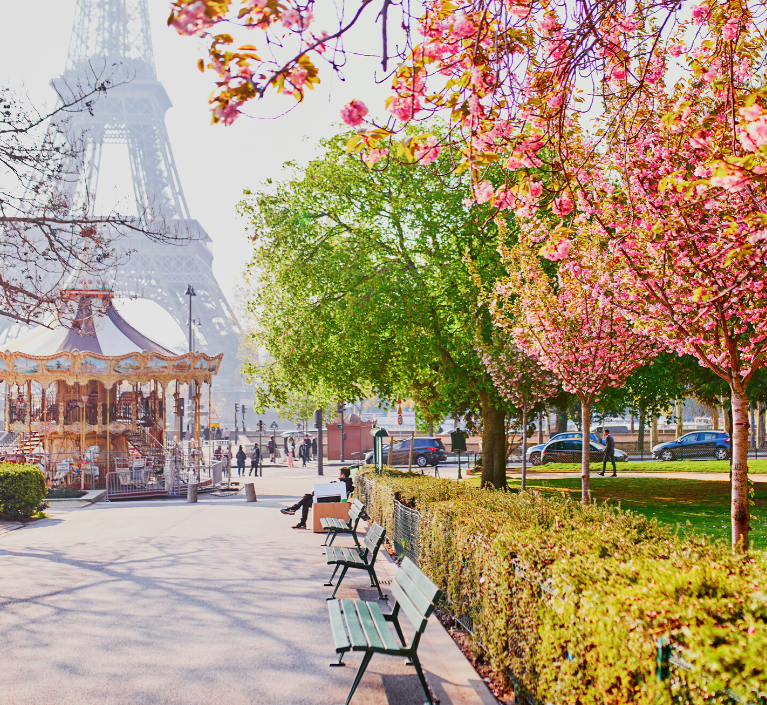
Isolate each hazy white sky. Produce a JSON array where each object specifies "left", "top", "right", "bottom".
[{"left": 1, "top": 1, "right": 394, "bottom": 348}]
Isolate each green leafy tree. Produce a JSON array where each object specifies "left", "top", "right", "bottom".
[{"left": 238, "top": 129, "right": 515, "bottom": 487}]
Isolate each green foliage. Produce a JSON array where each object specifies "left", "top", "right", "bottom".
[
  {"left": 0, "top": 463, "right": 48, "bottom": 520},
  {"left": 357, "top": 470, "right": 767, "bottom": 704},
  {"left": 46, "top": 487, "right": 87, "bottom": 499}
]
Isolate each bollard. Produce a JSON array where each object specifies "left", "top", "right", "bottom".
[
  {"left": 187, "top": 482, "right": 198, "bottom": 503},
  {"left": 245, "top": 483, "right": 257, "bottom": 502}
]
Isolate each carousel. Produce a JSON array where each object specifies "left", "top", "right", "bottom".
[{"left": 0, "top": 274, "right": 223, "bottom": 498}]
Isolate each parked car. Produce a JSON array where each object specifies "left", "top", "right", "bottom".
[
  {"left": 652, "top": 431, "right": 730, "bottom": 461},
  {"left": 526, "top": 432, "right": 602, "bottom": 466},
  {"left": 540, "top": 438, "right": 628, "bottom": 465},
  {"left": 364, "top": 437, "right": 447, "bottom": 468}
]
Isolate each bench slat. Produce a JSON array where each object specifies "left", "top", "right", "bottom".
[
  {"left": 355, "top": 601, "right": 384, "bottom": 651},
  {"left": 328, "top": 599, "right": 351, "bottom": 653},
  {"left": 400, "top": 557, "right": 440, "bottom": 604},
  {"left": 395, "top": 567, "right": 436, "bottom": 618},
  {"left": 340, "top": 599, "right": 368, "bottom": 650},
  {"left": 366, "top": 602, "right": 402, "bottom": 652},
  {"left": 391, "top": 579, "right": 428, "bottom": 634}
]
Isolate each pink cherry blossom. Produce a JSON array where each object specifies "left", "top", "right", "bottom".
[
  {"left": 452, "top": 17, "right": 475, "bottom": 39},
  {"left": 474, "top": 180, "right": 495, "bottom": 203},
  {"left": 340, "top": 100, "right": 368, "bottom": 127},
  {"left": 362, "top": 149, "right": 388, "bottom": 167},
  {"left": 414, "top": 136, "right": 441, "bottom": 165},
  {"left": 171, "top": 1, "right": 214, "bottom": 36}
]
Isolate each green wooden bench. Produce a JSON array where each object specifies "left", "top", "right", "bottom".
[
  {"left": 321, "top": 498, "right": 365, "bottom": 549},
  {"left": 324, "top": 521, "right": 386, "bottom": 601},
  {"left": 327, "top": 556, "right": 441, "bottom": 705}
]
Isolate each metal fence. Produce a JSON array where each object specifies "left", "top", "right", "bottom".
[
  {"left": 105, "top": 463, "right": 215, "bottom": 500},
  {"left": 374, "top": 489, "right": 764, "bottom": 705}
]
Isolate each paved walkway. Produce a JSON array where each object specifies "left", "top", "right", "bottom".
[{"left": 0, "top": 465, "right": 495, "bottom": 705}]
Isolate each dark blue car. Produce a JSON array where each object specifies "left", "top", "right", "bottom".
[{"left": 652, "top": 431, "right": 730, "bottom": 461}]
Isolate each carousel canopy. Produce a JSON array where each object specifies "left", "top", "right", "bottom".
[
  {"left": 0, "top": 277, "right": 223, "bottom": 387},
  {"left": 4, "top": 301, "right": 177, "bottom": 357}
]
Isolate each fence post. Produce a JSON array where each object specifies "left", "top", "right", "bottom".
[{"left": 656, "top": 636, "right": 670, "bottom": 682}]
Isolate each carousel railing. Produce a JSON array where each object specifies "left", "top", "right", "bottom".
[{"left": 105, "top": 461, "right": 215, "bottom": 500}]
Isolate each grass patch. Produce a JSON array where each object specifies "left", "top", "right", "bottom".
[
  {"left": 490, "top": 476, "right": 767, "bottom": 550},
  {"left": 522, "top": 458, "right": 767, "bottom": 473},
  {"left": 46, "top": 488, "right": 87, "bottom": 499}
]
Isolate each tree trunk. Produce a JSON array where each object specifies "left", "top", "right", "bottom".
[
  {"left": 480, "top": 391, "right": 507, "bottom": 489},
  {"left": 676, "top": 399, "right": 684, "bottom": 438},
  {"left": 651, "top": 415, "right": 659, "bottom": 448},
  {"left": 637, "top": 408, "right": 645, "bottom": 454},
  {"left": 750, "top": 404, "right": 756, "bottom": 449},
  {"left": 759, "top": 402, "right": 765, "bottom": 449},
  {"left": 730, "top": 385, "right": 750, "bottom": 550},
  {"left": 630, "top": 414, "right": 635, "bottom": 434},
  {"left": 711, "top": 404, "right": 720, "bottom": 431},
  {"left": 537, "top": 411, "right": 544, "bottom": 444},
  {"left": 521, "top": 407, "right": 528, "bottom": 491},
  {"left": 723, "top": 404, "right": 733, "bottom": 437},
  {"left": 581, "top": 399, "right": 591, "bottom": 503},
  {"left": 428, "top": 422, "right": 434, "bottom": 436},
  {"left": 555, "top": 405, "right": 568, "bottom": 433}
]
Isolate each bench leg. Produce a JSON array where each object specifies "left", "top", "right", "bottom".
[
  {"left": 329, "top": 651, "right": 346, "bottom": 667},
  {"left": 328, "top": 565, "right": 349, "bottom": 600},
  {"left": 410, "top": 654, "right": 435, "bottom": 705},
  {"left": 343, "top": 651, "right": 373, "bottom": 705},
  {"left": 386, "top": 610, "right": 407, "bottom": 648},
  {"left": 324, "top": 563, "right": 341, "bottom": 587},
  {"left": 369, "top": 569, "right": 387, "bottom": 600},
  {"left": 322, "top": 529, "right": 332, "bottom": 547},
  {"left": 326, "top": 530, "right": 339, "bottom": 548}
]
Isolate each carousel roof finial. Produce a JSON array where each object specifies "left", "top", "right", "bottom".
[{"left": 60, "top": 271, "right": 114, "bottom": 299}]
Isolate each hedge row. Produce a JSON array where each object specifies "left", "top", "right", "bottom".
[
  {"left": 356, "top": 466, "right": 767, "bottom": 705},
  {"left": 0, "top": 463, "right": 48, "bottom": 520}
]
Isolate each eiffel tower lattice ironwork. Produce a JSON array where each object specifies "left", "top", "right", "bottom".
[{"left": 55, "top": 0, "right": 242, "bottom": 385}]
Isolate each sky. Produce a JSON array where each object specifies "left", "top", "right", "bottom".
[{"left": 0, "top": 1, "right": 395, "bottom": 350}]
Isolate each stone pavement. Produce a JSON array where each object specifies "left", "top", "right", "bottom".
[{"left": 0, "top": 465, "right": 495, "bottom": 705}]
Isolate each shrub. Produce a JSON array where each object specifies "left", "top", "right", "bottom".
[
  {"left": 0, "top": 463, "right": 48, "bottom": 520},
  {"left": 359, "top": 471, "right": 767, "bottom": 704}
]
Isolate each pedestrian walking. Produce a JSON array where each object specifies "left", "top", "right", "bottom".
[
  {"left": 250, "top": 443, "right": 261, "bottom": 476},
  {"left": 300, "top": 436, "right": 311, "bottom": 467},
  {"left": 311, "top": 437, "right": 317, "bottom": 460},
  {"left": 599, "top": 429, "right": 617, "bottom": 477},
  {"left": 267, "top": 435, "right": 277, "bottom": 463},
  {"left": 235, "top": 445, "right": 247, "bottom": 476},
  {"left": 214, "top": 445, "right": 222, "bottom": 460},
  {"left": 222, "top": 447, "right": 231, "bottom": 480},
  {"left": 287, "top": 437, "right": 295, "bottom": 467}
]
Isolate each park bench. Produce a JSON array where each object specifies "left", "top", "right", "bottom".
[
  {"left": 325, "top": 521, "right": 386, "bottom": 600},
  {"left": 320, "top": 498, "right": 365, "bottom": 550},
  {"left": 327, "top": 556, "right": 441, "bottom": 705}
]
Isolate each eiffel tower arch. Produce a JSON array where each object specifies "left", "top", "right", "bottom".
[{"left": 53, "top": 0, "right": 244, "bottom": 395}]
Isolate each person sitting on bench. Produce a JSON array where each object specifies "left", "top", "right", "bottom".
[{"left": 281, "top": 467, "right": 354, "bottom": 530}]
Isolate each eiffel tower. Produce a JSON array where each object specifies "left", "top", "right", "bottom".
[{"left": 51, "top": 0, "right": 243, "bottom": 393}]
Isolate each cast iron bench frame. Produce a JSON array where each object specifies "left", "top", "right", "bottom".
[
  {"left": 321, "top": 498, "right": 365, "bottom": 550},
  {"left": 327, "top": 556, "right": 441, "bottom": 705},
  {"left": 325, "top": 521, "right": 386, "bottom": 601}
]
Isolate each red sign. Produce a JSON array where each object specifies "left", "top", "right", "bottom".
[{"left": 397, "top": 414, "right": 403, "bottom": 425}]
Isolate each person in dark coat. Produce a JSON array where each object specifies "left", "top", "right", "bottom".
[
  {"left": 250, "top": 444, "right": 261, "bottom": 476},
  {"left": 235, "top": 445, "right": 247, "bottom": 476},
  {"left": 599, "top": 429, "right": 617, "bottom": 477},
  {"left": 280, "top": 467, "right": 353, "bottom": 529},
  {"left": 267, "top": 435, "right": 277, "bottom": 463},
  {"left": 311, "top": 437, "right": 317, "bottom": 460},
  {"left": 299, "top": 436, "right": 311, "bottom": 467}
]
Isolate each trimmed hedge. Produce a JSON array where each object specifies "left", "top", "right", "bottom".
[
  {"left": 0, "top": 463, "right": 48, "bottom": 520},
  {"left": 356, "top": 466, "right": 767, "bottom": 704}
]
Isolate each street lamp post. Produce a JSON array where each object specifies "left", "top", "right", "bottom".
[{"left": 185, "top": 284, "right": 196, "bottom": 352}]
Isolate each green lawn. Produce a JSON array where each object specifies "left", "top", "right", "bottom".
[
  {"left": 522, "top": 459, "right": 767, "bottom": 473},
  {"left": 497, "top": 476, "right": 767, "bottom": 550}
]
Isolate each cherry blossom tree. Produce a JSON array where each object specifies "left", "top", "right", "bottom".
[
  {"left": 491, "top": 226, "right": 657, "bottom": 501},
  {"left": 480, "top": 335, "right": 559, "bottom": 489}
]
